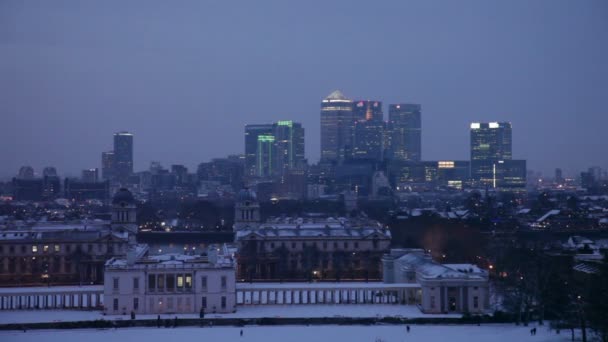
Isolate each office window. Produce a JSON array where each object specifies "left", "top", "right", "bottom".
[
  {"left": 113, "top": 298, "right": 119, "bottom": 311},
  {"left": 473, "top": 296, "right": 479, "bottom": 309},
  {"left": 113, "top": 277, "right": 119, "bottom": 290},
  {"left": 221, "top": 296, "right": 226, "bottom": 309},
  {"left": 133, "top": 298, "right": 139, "bottom": 310},
  {"left": 201, "top": 276, "right": 207, "bottom": 290},
  {"left": 221, "top": 276, "right": 227, "bottom": 289},
  {"left": 201, "top": 296, "right": 207, "bottom": 309},
  {"left": 133, "top": 277, "right": 139, "bottom": 290}
]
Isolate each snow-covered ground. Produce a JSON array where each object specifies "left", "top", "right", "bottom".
[
  {"left": 0, "top": 324, "right": 570, "bottom": 342},
  {"left": 0, "top": 305, "right": 460, "bottom": 324}
]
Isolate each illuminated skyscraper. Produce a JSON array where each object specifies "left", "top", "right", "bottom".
[
  {"left": 245, "top": 124, "right": 274, "bottom": 177},
  {"left": 274, "top": 120, "right": 305, "bottom": 175},
  {"left": 113, "top": 132, "right": 133, "bottom": 183},
  {"left": 352, "top": 100, "right": 384, "bottom": 161},
  {"left": 256, "top": 134, "right": 275, "bottom": 177},
  {"left": 388, "top": 104, "right": 421, "bottom": 161},
  {"left": 320, "top": 90, "right": 354, "bottom": 163},
  {"left": 470, "top": 122, "right": 512, "bottom": 185}
]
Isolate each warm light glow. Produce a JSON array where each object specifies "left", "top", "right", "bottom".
[
  {"left": 470, "top": 123, "right": 480, "bottom": 129},
  {"left": 489, "top": 122, "right": 499, "bottom": 128}
]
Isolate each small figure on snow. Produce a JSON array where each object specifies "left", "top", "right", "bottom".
[
  {"left": 406, "top": 325, "right": 410, "bottom": 333},
  {"left": 240, "top": 329, "right": 243, "bottom": 337}
]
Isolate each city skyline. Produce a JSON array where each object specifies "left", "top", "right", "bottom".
[{"left": 2, "top": 0, "right": 607, "bottom": 177}]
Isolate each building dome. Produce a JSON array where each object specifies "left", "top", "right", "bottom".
[
  {"left": 237, "top": 188, "right": 257, "bottom": 202},
  {"left": 112, "top": 188, "right": 135, "bottom": 206}
]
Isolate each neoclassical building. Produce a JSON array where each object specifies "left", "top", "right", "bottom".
[
  {"left": 104, "top": 244, "right": 236, "bottom": 315},
  {"left": 382, "top": 249, "right": 489, "bottom": 314},
  {"left": 0, "top": 188, "right": 140, "bottom": 286},
  {"left": 233, "top": 189, "right": 392, "bottom": 281}
]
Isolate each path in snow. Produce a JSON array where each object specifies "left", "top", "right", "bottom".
[
  {"left": 0, "top": 305, "right": 460, "bottom": 324},
  {"left": 0, "top": 324, "right": 571, "bottom": 342}
]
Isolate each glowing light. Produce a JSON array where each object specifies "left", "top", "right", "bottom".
[
  {"left": 489, "top": 122, "right": 499, "bottom": 128},
  {"left": 470, "top": 123, "right": 480, "bottom": 129},
  {"left": 277, "top": 120, "right": 293, "bottom": 127}
]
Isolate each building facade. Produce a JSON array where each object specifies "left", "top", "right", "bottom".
[
  {"left": 321, "top": 90, "right": 354, "bottom": 163},
  {"left": 233, "top": 189, "right": 391, "bottom": 281},
  {"left": 113, "top": 132, "right": 134, "bottom": 184},
  {"left": 382, "top": 249, "right": 489, "bottom": 314},
  {"left": 388, "top": 104, "right": 421, "bottom": 162},
  {"left": 352, "top": 100, "right": 384, "bottom": 161},
  {"left": 104, "top": 245, "right": 236, "bottom": 315},
  {"left": 470, "top": 122, "right": 512, "bottom": 185}
]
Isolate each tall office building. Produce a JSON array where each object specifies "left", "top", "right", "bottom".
[
  {"left": 245, "top": 121, "right": 305, "bottom": 178},
  {"left": 101, "top": 151, "right": 115, "bottom": 181},
  {"left": 470, "top": 122, "right": 512, "bottom": 185},
  {"left": 388, "top": 104, "right": 422, "bottom": 161},
  {"left": 273, "top": 120, "right": 305, "bottom": 175},
  {"left": 82, "top": 168, "right": 99, "bottom": 183},
  {"left": 352, "top": 100, "right": 384, "bottom": 161},
  {"left": 113, "top": 132, "right": 134, "bottom": 183},
  {"left": 256, "top": 134, "right": 275, "bottom": 177},
  {"left": 320, "top": 90, "right": 354, "bottom": 163},
  {"left": 245, "top": 124, "right": 274, "bottom": 177}
]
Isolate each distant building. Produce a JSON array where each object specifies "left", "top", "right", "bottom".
[
  {"left": 388, "top": 104, "right": 421, "bottom": 161},
  {"left": 113, "top": 132, "right": 134, "bottom": 183},
  {"left": 233, "top": 189, "right": 391, "bottom": 280},
  {"left": 352, "top": 101, "right": 384, "bottom": 161},
  {"left": 64, "top": 178, "right": 110, "bottom": 202},
  {"left": 245, "top": 124, "right": 274, "bottom": 177},
  {"left": 104, "top": 245, "right": 236, "bottom": 315},
  {"left": 82, "top": 168, "right": 99, "bottom": 183},
  {"left": 383, "top": 249, "right": 489, "bottom": 314},
  {"left": 17, "top": 166, "right": 34, "bottom": 180},
  {"left": 321, "top": 90, "right": 354, "bottom": 163},
  {"left": 273, "top": 120, "right": 305, "bottom": 176},
  {"left": 470, "top": 122, "right": 512, "bottom": 185},
  {"left": 0, "top": 189, "right": 140, "bottom": 286},
  {"left": 101, "top": 151, "right": 115, "bottom": 181}
]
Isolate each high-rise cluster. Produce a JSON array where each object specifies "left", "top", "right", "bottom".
[{"left": 320, "top": 90, "right": 422, "bottom": 164}]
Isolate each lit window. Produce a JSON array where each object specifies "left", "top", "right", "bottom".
[
  {"left": 54, "top": 245, "right": 60, "bottom": 252},
  {"left": 43, "top": 245, "right": 49, "bottom": 253},
  {"left": 32, "top": 246, "right": 38, "bottom": 253}
]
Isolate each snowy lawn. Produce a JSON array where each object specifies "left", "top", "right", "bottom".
[
  {"left": 0, "top": 324, "right": 570, "bottom": 342},
  {"left": 0, "top": 305, "right": 460, "bottom": 324}
]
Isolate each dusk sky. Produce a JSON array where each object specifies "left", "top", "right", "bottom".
[{"left": 1, "top": 0, "right": 607, "bottom": 178}]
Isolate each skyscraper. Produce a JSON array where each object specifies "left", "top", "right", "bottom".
[
  {"left": 470, "top": 122, "right": 512, "bottom": 185},
  {"left": 273, "top": 120, "right": 305, "bottom": 175},
  {"left": 245, "top": 124, "right": 274, "bottom": 177},
  {"left": 388, "top": 104, "right": 422, "bottom": 161},
  {"left": 320, "top": 90, "right": 354, "bottom": 163},
  {"left": 256, "top": 134, "right": 275, "bottom": 177},
  {"left": 352, "top": 100, "right": 384, "bottom": 161},
  {"left": 101, "top": 151, "right": 115, "bottom": 181},
  {"left": 113, "top": 132, "right": 134, "bottom": 183}
]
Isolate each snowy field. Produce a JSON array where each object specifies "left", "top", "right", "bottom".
[
  {"left": 0, "top": 324, "right": 570, "bottom": 342},
  {"left": 0, "top": 305, "right": 460, "bottom": 324}
]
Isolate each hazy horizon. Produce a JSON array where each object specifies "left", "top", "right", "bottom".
[{"left": 2, "top": 0, "right": 607, "bottom": 179}]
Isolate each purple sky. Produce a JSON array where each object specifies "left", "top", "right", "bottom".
[{"left": 1, "top": 0, "right": 607, "bottom": 178}]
